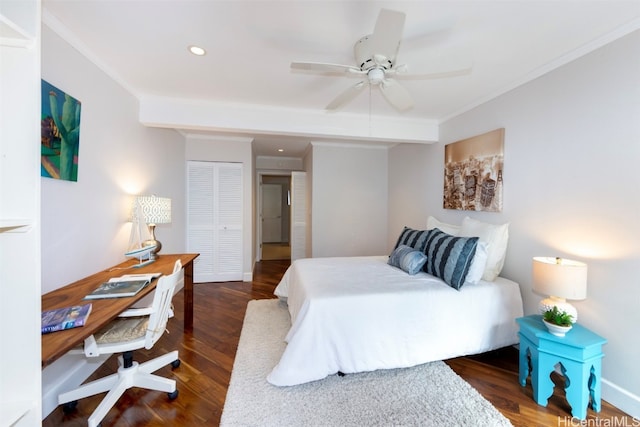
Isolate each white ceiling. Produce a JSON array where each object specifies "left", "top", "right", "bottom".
[{"left": 41, "top": 0, "right": 640, "bottom": 157}]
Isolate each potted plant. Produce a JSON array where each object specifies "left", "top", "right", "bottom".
[{"left": 542, "top": 306, "right": 574, "bottom": 337}]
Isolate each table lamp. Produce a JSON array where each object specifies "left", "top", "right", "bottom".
[
  {"left": 532, "top": 256, "right": 587, "bottom": 322},
  {"left": 135, "top": 195, "right": 171, "bottom": 261}
]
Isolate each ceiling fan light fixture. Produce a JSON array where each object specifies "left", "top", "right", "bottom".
[
  {"left": 188, "top": 45, "right": 206, "bottom": 56},
  {"left": 368, "top": 68, "right": 385, "bottom": 85}
]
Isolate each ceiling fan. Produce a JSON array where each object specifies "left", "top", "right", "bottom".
[{"left": 291, "top": 9, "right": 471, "bottom": 112}]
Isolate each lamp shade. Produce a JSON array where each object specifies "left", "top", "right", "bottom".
[
  {"left": 135, "top": 195, "right": 171, "bottom": 225},
  {"left": 532, "top": 256, "right": 587, "bottom": 300}
]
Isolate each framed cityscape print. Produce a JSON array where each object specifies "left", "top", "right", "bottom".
[{"left": 443, "top": 128, "right": 504, "bottom": 212}]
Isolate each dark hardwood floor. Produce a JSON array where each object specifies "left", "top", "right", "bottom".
[{"left": 44, "top": 260, "right": 633, "bottom": 426}]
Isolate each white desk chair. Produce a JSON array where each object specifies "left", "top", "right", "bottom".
[{"left": 58, "top": 260, "right": 183, "bottom": 427}]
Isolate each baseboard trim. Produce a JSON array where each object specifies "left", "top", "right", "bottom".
[{"left": 602, "top": 378, "right": 640, "bottom": 419}]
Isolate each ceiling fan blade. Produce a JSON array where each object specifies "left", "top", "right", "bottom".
[
  {"left": 291, "top": 61, "right": 362, "bottom": 74},
  {"left": 379, "top": 78, "right": 413, "bottom": 112},
  {"left": 326, "top": 81, "right": 367, "bottom": 110},
  {"left": 368, "top": 9, "right": 406, "bottom": 62},
  {"left": 392, "top": 65, "right": 472, "bottom": 80}
]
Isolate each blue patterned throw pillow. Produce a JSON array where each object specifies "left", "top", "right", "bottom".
[
  {"left": 423, "top": 228, "right": 479, "bottom": 290},
  {"left": 393, "top": 227, "right": 430, "bottom": 252},
  {"left": 388, "top": 245, "right": 428, "bottom": 275}
]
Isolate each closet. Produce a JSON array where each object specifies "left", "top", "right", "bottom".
[{"left": 187, "top": 161, "right": 243, "bottom": 282}]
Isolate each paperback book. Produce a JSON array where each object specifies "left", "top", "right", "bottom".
[
  {"left": 42, "top": 303, "right": 93, "bottom": 334},
  {"left": 84, "top": 273, "right": 161, "bottom": 300}
]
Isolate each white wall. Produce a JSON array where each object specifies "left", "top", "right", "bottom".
[
  {"left": 185, "top": 134, "right": 254, "bottom": 281},
  {"left": 41, "top": 25, "right": 186, "bottom": 293},
  {"left": 255, "top": 155, "right": 303, "bottom": 171},
  {"left": 388, "top": 143, "right": 431, "bottom": 248},
  {"left": 389, "top": 30, "right": 640, "bottom": 417},
  {"left": 311, "top": 142, "right": 388, "bottom": 257}
]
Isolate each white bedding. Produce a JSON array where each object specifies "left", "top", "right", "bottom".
[{"left": 268, "top": 256, "right": 524, "bottom": 386}]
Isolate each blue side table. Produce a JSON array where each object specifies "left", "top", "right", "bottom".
[{"left": 516, "top": 315, "right": 607, "bottom": 420}]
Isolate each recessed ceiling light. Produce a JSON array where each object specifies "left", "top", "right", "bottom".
[
  {"left": 188, "top": 45, "right": 206, "bottom": 56},
  {"left": 278, "top": 149, "right": 284, "bottom": 152}
]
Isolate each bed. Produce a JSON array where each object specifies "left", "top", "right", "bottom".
[{"left": 267, "top": 219, "right": 524, "bottom": 386}]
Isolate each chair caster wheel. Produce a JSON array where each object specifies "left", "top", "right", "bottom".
[
  {"left": 171, "top": 359, "right": 181, "bottom": 369},
  {"left": 62, "top": 400, "right": 78, "bottom": 414},
  {"left": 168, "top": 389, "right": 179, "bottom": 400}
]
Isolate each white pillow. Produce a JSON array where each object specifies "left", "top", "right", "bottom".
[
  {"left": 426, "top": 216, "right": 460, "bottom": 236},
  {"left": 464, "top": 241, "right": 488, "bottom": 285},
  {"left": 459, "top": 217, "right": 509, "bottom": 281}
]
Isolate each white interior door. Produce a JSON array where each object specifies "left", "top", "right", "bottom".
[
  {"left": 262, "top": 184, "right": 282, "bottom": 243},
  {"left": 216, "top": 164, "right": 243, "bottom": 280}
]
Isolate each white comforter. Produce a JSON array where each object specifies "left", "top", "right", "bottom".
[{"left": 267, "top": 256, "right": 523, "bottom": 386}]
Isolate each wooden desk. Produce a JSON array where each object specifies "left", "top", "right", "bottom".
[{"left": 41, "top": 253, "right": 199, "bottom": 367}]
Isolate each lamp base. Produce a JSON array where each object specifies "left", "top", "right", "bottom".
[
  {"left": 142, "top": 239, "right": 161, "bottom": 260},
  {"left": 143, "top": 223, "right": 162, "bottom": 261},
  {"left": 538, "top": 296, "right": 578, "bottom": 322}
]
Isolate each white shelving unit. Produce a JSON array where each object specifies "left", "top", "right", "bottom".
[
  {"left": 1, "top": 13, "right": 35, "bottom": 47},
  {"left": 0, "top": 220, "right": 32, "bottom": 233},
  {"left": 0, "top": 0, "right": 42, "bottom": 425}
]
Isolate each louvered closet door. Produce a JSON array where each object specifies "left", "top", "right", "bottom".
[
  {"left": 187, "top": 161, "right": 243, "bottom": 283},
  {"left": 216, "top": 164, "right": 243, "bottom": 280}
]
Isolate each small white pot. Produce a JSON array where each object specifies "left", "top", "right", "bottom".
[{"left": 543, "top": 319, "right": 572, "bottom": 337}]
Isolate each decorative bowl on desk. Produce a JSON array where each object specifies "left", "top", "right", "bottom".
[{"left": 543, "top": 319, "right": 572, "bottom": 337}]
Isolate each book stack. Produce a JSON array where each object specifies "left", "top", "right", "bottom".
[{"left": 84, "top": 272, "right": 162, "bottom": 300}]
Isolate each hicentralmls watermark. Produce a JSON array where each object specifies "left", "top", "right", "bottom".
[{"left": 557, "top": 416, "right": 640, "bottom": 427}]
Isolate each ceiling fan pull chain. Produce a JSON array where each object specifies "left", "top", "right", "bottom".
[{"left": 369, "top": 84, "right": 372, "bottom": 136}]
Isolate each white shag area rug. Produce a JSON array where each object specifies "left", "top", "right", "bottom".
[{"left": 221, "top": 299, "right": 513, "bottom": 427}]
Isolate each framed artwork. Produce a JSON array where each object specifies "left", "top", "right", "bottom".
[
  {"left": 41, "top": 80, "right": 81, "bottom": 181},
  {"left": 443, "top": 128, "right": 504, "bottom": 212}
]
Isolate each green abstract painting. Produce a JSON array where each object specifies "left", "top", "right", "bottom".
[{"left": 41, "top": 80, "right": 81, "bottom": 181}]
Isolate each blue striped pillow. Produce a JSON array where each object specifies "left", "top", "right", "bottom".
[
  {"left": 393, "top": 227, "right": 430, "bottom": 252},
  {"left": 423, "top": 228, "right": 479, "bottom": 290}
]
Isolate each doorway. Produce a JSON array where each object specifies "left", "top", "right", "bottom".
[{"left": 260, "top": 175, "right": 291, "bottom": 260}]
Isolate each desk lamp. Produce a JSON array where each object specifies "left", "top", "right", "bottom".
[
  {"left": 135, "top": 195, "right": 171, "bottom": 261},
  {"left": 532, "top": 256, "right": 587, "bottom": 322}
]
